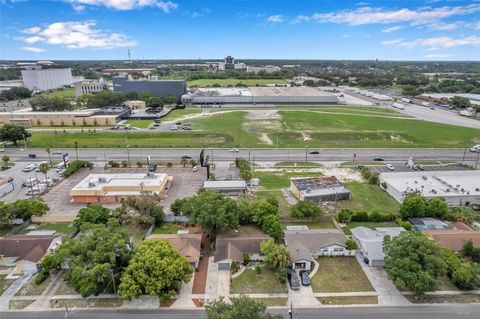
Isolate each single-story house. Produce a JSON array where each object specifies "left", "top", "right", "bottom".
[
  {"left": 423, "top": 230, "right": 480, "bottom": 251},
  {"left": 214, "top": 233, "right": 270, "bottom": 270},
  {"left": 146, "top": 233, "right": 202, "bottom": 269},
  {"left": 0, "top": 235, "right": 61, "bottom": 274},
  {"left": 351, "top": 226, "right": 405, "bottom": 267},
  {"left": 408, "top": 217, "right": 451, "bottom": 231},
  {"left": 203, "top": 180, "right": 247, "bottom": 195},
  {"left": 284, "top": 229, "right": 353, "bottom": 271}
]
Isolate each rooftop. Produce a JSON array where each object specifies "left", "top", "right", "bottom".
[
  {"left": 203, "top": 180, "right": 247, "bottom": 190},
  {"left": 0, "top": 235, "right": 60, "bottom": 263},
  {"left": 70, "top": 173, "right": 168, "bottom": 192},
  {"left": 284, "top": 229, "right": 347, "bottom": 262},
  {"left": 423, "top": 230, "right": 480, "bottom": 251},
  {"left": 146, "top": 233, "right": 202, "bottom": 265},
  {"left": 214, "top": 233, "right": 270, "bottom": 263}
]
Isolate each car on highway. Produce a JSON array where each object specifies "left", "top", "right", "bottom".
[
  {"left": 52, "top": 151, "right": 63, "bottom": 155},
  {"left": 430, "top": 106, "right": 435, "bottom": 110},
  {"left": 309, "top": 151, "right": 320, "bottom": 155},
  {"left": 470, "top": 145, "right": 480, "bottom": 153},
  {"left": 181, "top": 155, "right": 192, "bottom": 160},
  {"left": 229, "top": 149, "right": 240, "bottom": 153},
  {"left": 22, "top": 164, "right": 36, "bottom": 172},
  {"left": 287, "top": 269, "right": 300, "bottom": 291},
  {"left": 300, "top": 270, "right": 311, "bottom": 286},
  {"left": 385, "top": 164, "right": 395, "bottom": 171},
  {"left": 414, "top": 164, "right": 425, "bottom": 171},
  {"left": 373, "top": 157, "right": 384, "bottom": 161},
  {"left": 28, "top": 153, "right": 37, "bottom": 158},
  {"left": 183, "top": 126, "right": 192, "bottom": 130}
]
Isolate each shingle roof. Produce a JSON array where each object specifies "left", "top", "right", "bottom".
[
  {"left": 284, "top": 229, "right": 347, "bottom": 262},
  {"left": 0, "top": 235, "right": 60, "bottom": 263},
  {"left": 423, "top": 230, "right": 480, "bottom": 251},
  {"left": 214, "top": 233, "right": 270, "bottom": 263},
  {"left": 146, "top": 234, "right": 202, "bottom": 264}
]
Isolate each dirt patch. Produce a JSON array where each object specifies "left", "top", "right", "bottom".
[
  {"left": 258, "top": 133, "right": 273, "bottom": 145},
  {"left": 301, "top": 131, "right": 312, "bottom": 141},
  {"left": 242, "top": 119, "right": 283, "bottom": 133},
  {"left": 245, "top": 109, "right": 280, "bottom": 120}
]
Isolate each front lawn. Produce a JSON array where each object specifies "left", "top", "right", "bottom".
[
  {"left": 342, "top": 222, "right": 398, "bottom": 235},
  {"left": 231, "top": 264, "right": 287, "bottom": 294},
  {"left": 254, "top": 170, "right": 323, "bottom": 190},
  {"left": 16, "top": 274, "right": 54, "bottom": 296},
  {"left": 318, "top": 296, "right": 378, "bottom": 305},
  {"left": 311, "top": 257, "right": 374, "bottom": 293},
  {"left": 334, "top": 181, "right": 400, "bottom": 214}
]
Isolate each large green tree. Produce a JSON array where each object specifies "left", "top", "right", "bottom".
[
  {"left": 427, "top": 198, "right": 449, "bottom": 219},
  {"left": 118, "top": 240, "right": 193, "bottom": 301},
  {"left": 384, "top": 232, "right": 447, "bottom": 298},
  {"left": 399, "top": 193, "right": 427, "bottom": 219},
  {"left": 205, "top": 296, "right": 282, "bottom": 319},
  {"left": 13, "top": 198, "right": 49, "bottom": 220},
  {"left": 73, "top": 204, "right": 112, "bottom": 229},
  {"left": 0, "top": 124, "right": 31, "bottom": 145},
  {"left": 290, "top": 201, "right": 323, "bottom": 218},
  {"left": 260, "top": 239, "right": 291, "bottom": 270}
]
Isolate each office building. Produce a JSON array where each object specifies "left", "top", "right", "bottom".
[
  {"left": 113, "top": 75, "right": 186, "bottom": 100},
  {"left": 75, "top": 79, "right": 109, "bottom": 96},
  {"left": 21, "top": 66, "right": 73, "bottom": 91}
]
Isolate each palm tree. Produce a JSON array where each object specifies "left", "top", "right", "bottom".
[
  {"left": 45, "top": 147, "right": 52, "bottom": 166},
  {"left": 180, "top": 158, "right": 188, "bottom": 168},
  {"left": 74, "top": 141, "right": 79, "bottom": 160},
  {"left": 39, "top": 163, "right": 50, "bottom": 191}
]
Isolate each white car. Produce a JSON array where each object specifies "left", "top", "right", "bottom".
[
  {"left": 470, "top": 145, "right": 480, "bottom": 153},
  {"left": 170, "top": 125, "right": 178, "bottom": 131},
  {"left": 229, "top": 149, "right": 240, "bottom": 153},
  {"left": 52, "top": 151, "right": 63, "bottom": 155},
  {"left": 22, "top": 164, "right": 36, "bottom": 172},
  {"left": 386, "top": 164, "right": 395, "bottom": 171}
]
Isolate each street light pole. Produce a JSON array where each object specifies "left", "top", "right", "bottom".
[
  {"left": 21, "top": 134, "right": 27, "bottom": 150},
  {"left": 288, "top": 302, "right": 293, "bottom": 319},
  {"left": 305, "top": 145, "right": 308, "bottom": 163},
  {"left": 125, "top": 135, "right": 130, "bottom": 167}
]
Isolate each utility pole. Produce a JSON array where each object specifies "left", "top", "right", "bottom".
[
  {"left": 248, "top": 147, "right": 251, "bottom": 163},
  {"left": 125, "top": 135, "right": 130, "bottom": 167},
  {"left": 104, "top": 153, "right": 107, "bottom": 169},
  {"left": 288, "top": 302, "right": 293, "bottom": 319},
  {"left": 21, "top": 134, "right": 27, "bottom": 149},
  {"left": 476, "top": 152, "right": 480, "bottom": 170},
  {"left": 305, "top": 145, "right": 308, "bottom": 163},
  {"left": 74, "top": 141, "right": 79, "bottom": 161},
  {"left": 461, "top": 148, "right": 467, "bottom": 165}
]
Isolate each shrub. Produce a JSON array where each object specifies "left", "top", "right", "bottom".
[
  {"left": 290, "top": 201, "right": 323, "bottom": 218},
  {"left": 108, "top": 160, "right": 120, "bottom": 168},
  {"left": 255, "top": 265, "right": 262, "bottom": 275},
  {"left": 361, "top": 167, "right": 371, "bottom": 180},
  {"left": 63, "top": 160, "right": 92, "bottom": 178},
  {"left": 275, "top": 268, "right": 287, "bottom": 284},
  {"left": 35, "top": 271, "right": 49, "bottom": 285},
  {"left": 336, "top": 209, "right": 353, "bottom": 223},
  {"left": 230, "top": 261, "right": 239, "bottom": 273},
  {"left": 351, "top": 211, "right": 369, "bottom": 222},
  {"left": 368, "top": 173, "right": 380, "bottom": 186},
  {"left": 346, "top": 239, "right": 358, "bottom": 250},
  {"left": 243, "top": 253, "right": 251, "bottom": 265},
  {"left": 235, "top": 158, "right": 252, "bottom": 181}
]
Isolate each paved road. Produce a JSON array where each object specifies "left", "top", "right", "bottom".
[
  {"left": 2, "top": 304, "right": 480, "bottom": 319},
  {"left": 4, "top": 148, "right": 480, "bottom": 164}
]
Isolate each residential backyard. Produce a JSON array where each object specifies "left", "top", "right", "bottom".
[
  {"left": 20, "top": 223, "right": 75, "bottom": 236},
  {"left": 231, "top": 263, "right": 287, "bottom": 294},
  {"left": 311, "top": 257, "right": 374, "bottom": 293},
  {"left": 342, "top": 221, "right": 398, "bottom": 235}
]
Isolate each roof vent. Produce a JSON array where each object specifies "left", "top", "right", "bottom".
[{"left": 99, "top": 177, "right": 107, "bottom": 183}]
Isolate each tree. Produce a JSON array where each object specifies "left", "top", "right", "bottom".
[
  {"left": 0, "top": 124, "right": 31, "bottom": 145},
  {"left": 41, "top": 254, "right": 61, "bottom": 273},
  {"left": 119, "top": 195, "right": 164, "bottom": 225},
  {"left": 30, "top": 95, "right": 71, "bottom": 111},
  {"left": 290, "top": 201, "right": 323, "bottom": 218},
  {"left": 260, "top": 239, "right": 291, "bottom": 270},
  {"left": 74, "top": 204, "right": 112, "bottom": 228},
  {"left": 38, "top": 163, "right": 50, "bottom": 190},
  {"left": 399, "top": 193, "right": 427, "bottom": 219},
  {"left": 260, "top": 214, "right": 283, "bottom": 239},
  {"left": 170, "top": 198, "right": 186, "bottom": 216},
  {"left": 384, "top": 232, "right": 447, "bottom": 298},
  {"left": 205, "top": 296, "right": 282, "bottom": 319},
  {"left": 118, "top": 240, "right": 193, "bottom": 301},
  {"left": 56, "top": 220, "right": 132, "bottom": 297},
  {"left": 45, "top": 147, "right": 52, "bottom": 166},
  {"left": 449, "top": 207, "right": 477, "bottom": 225},
  {"left": 13, "top": 198, "right": 49, "bottom": 220},
  {"left": 1, "top": 155, "right": 10, "bottom": 170},
  {"left": 449, "top": 96, "right": 471, "bottom": 108},
  {"left": 427, "top": 198, "right": 449, "bottom": 219}
]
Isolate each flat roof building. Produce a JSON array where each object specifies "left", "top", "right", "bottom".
[
  {"left": 75, "top": 79, "right": 109, "bottom": 96},
  {"left": 21, "top": 66, "right": 73, "bottom": 91},
  {"left": 70, "top": 173, "right": 172, "bottom": 204},
  {"left": 113, "top": 75, "right": 186, "bottom": 100},
  {"left": 203, "top": 180, "right": 247, "bottom": 195},
  {"left": 290, "top": 176, "right": 350, "bottom": 203},
  {"left": 380, "top": 171, "right": 480, "bottom": 206}
]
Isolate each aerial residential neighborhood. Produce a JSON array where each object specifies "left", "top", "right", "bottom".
[{"left": 1, "top": 1, "right": 480, "bottom": 319}]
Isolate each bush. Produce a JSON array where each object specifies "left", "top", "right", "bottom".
[
  {"left": 243, "top": 253, "right": 251, "bottom": 264},
  {"left": 275, "top": 268, "right": 287, "bottom": 284},
  {"left": 368, "top": 173, "right": 380, "bottom": 186},
  {"left": 336, "top": 209, "right": 353, "bottom": 223},
  {"left": 337, "top": 209, "right": 395, "bottom": 223},
  {"left": 63, "top": 160, "right": 92, "bottom": 178},
  {"left": 230, "top": 261, "right": 239, "bottom": 273},
  {"left": 108, "top": 160, "right": 120, "bottom": 168},
  {"left": 35, "top": 271, "right": 49, "bottom": 285},
  {"left": 346, "top": 239, "right": 358, "bottom": 250},
  {"left": 255, "top": 265, "right": 262, "bottom": 275},
  {"left": 361, "top": 167, "right": 371, "bottom": 180},
  {"left": 351, "top": 211, "right": 369, "bottom": 222},
  {"left": 235, "top": 158, "right": 252, "bottom": 181},
  {"left": 290, "top": 201, "right": 323, "bottom": 218}
]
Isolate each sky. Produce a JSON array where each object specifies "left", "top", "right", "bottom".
[{"left": 0, "top": 0, "right": 479, "bottom": 61}]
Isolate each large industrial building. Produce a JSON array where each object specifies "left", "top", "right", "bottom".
[
  {"left": 380, "top": 171, "right": 480, "bottom": 206},
  {"left": 113, "top": 75, "right": 186, "bottom": 100},
  {"left": 74, "top": 79, "right": 109, "bottom": 96},
  {"left": 181, "top": 86, "right": 338, "bottom": 105},
  {"left": 290, "top": 176, "right": 350, "bottom": 203},
  {"left": 70, "top": 173, "right": 172, "bottom": 204},
  {"left": 21, "top": 66, "right": 73, "bottom": 91}
]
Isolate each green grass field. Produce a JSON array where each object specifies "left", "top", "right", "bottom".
[
  {"left": 187, "top": 78, "right": 287, "bottom": 87},
  {"left": 124, "top": 119, "right": 153, "bottom": 129},
  {"left": 161, "top": 108, "right": 202, "bottom": 122},
  {"left": 231, "top": 264, "right": 287, "bottom": 294},
  {"left": 254, "top": 170, "right": 323, "bottom": 190},
  {"left": 40, "top": 88, "right": 75, "bottom": 99},
  {"left": 334, "top": 182, "right": 400, "bottom": 214}
]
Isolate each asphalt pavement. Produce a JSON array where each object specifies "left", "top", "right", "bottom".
[{"left": 1, "top": 304, "right": 480, "bottom": 319}]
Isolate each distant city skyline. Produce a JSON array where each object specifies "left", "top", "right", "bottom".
[{"left": 1, "top": 0, "right": 480, "bottom": 61}]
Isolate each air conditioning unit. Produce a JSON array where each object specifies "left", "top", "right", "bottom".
[{"left": 99, "top": 177, "right": 107, "bottom": 183}]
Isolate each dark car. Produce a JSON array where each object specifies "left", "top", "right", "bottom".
[
  {"left": 181, "top": 155, "right": 192, "bottom": 160},
  {"left": 309, "top": 151, "right": 320, "bottom": 155},
  {"left": 299, "top": 270, "right": 311, "bottom": 286},
  {"left": 287, "top": 269, "right": 300, "bottom": 291},
  {"left": 415, "top": 164, "right": 425, "bottom": 171},
  {"left": 373, "top": 157, "right": 384, "bottom": 161},
  {"left": 28, "top": 154, "right": 37, "bottom": 158}
]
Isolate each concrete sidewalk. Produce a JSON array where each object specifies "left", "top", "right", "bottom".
[{"left": 0, "top": 274, "right": 32, "bottom": 311}]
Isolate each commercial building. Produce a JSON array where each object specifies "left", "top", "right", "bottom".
[
  {"left": 69, "top": 173, "right": 172, "bottom": 204},
  {"left": 351, "top": 227, "right": 405, "bottom": 267},
  {"left": 181, "top": 86, "right": 338, "bottom": 105},
  {"left": 379, "top": 171, "right": 480, "bottom": 206},
  {"left": 146, "top": 233, "right": 202, "bottom": 269},
  {"left": 203, "top": 180, "right": 247, "bottom": 195},
  {"left": 423, "top": 230, "right": 480, "bottom": 251},
  {"left": 0, "top": 107, "right": 127, "bottom": 127},
  {"left": 21, "top": 66, "right": 73, "bottom": 91},
  {"left": 123, "top": 100, "right": 146, "bottom": 110},
  {"left": 284, "top": 229, "right": 353, "bottom": 271},
  {"left": 74, "top": 79, "right": 109, "bottom": 96},
  {"left": 113, "top": 75, "right": 186, "bottom": 100},
  {"left": 290, "top": 176, "right": 350, "bottom": 203},
  {"left": 217, "top": 55, "right": 247, "bottom": 71}
]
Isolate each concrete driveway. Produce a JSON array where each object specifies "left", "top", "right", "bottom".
[
  {"left": 0, "top": 273, "right": 32, "bottom": 310},
  {"left": 287, "top": 273, "right": 320, "bottom": 307}
]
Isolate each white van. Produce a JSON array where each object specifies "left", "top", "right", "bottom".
[{"left": 471, "top": 145, "right": 480, "bottom": 153}]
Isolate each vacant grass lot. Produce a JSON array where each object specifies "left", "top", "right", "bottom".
[
  {"left": 41, "top": 88, "right": 75, "bottom": 99},
  {"left": 188, "top": 79, "right": 287, "bottom": 87},
  {"left": 16, "top": 274, "right": 54, "bottom": 296},
  {"left": 253, "top": 190, "right": 291, "bottom": 217},
  {"left": 0, "top": 275, "right": 14, "bottom": 294},
  {"left": 20, "top": 223, "right": 75, "bottom": 236},
  {"left": 311, "top": 257, "right": 374, "bottom": 293},
  {"left": 254, "top": 170, "right": 323, "bottom": 190},
  {"left": 231, "top": 264, "right": 287, "bottom": 294},
  {"left": 342, "top": 222, "right": 398, "bottom": 235},
  {"left": 161, "top": 108, "right": 202, "bottom": 122},
  {"left": 334, "top": 182, "right": 400, "bottom": 214},
  {"left": 124, "top": 119, "right": 153, "bottom": 129}
]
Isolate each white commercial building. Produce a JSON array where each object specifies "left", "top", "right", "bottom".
[
  {"left": 380, "top": 171, "right": 480, "bottom": 206},
  {"left": 21, "top": 66, "right": 73, "bottom": 91}
]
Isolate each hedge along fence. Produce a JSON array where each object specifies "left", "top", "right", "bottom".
[
  {"left": 62, "top": 160, "right": 93, "bottom": 178},
  {"left": 336, "top": 209, "right": 396, "bottom": 224}
]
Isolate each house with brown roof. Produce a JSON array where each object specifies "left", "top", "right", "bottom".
[
  {"left": 214, "top": 233, "right": 270, "bottom": 270},
  {"left": 284, "top": 229, "right": 354, "bottom": 271},
  {"left": 423, "top": 230, "right": 480, "bottom": 251},
  {"left": 146, "top": 233, "right": 202, "bottom": 269},
  {"left": 0, "top": 235, "right": 61, "bottom": 274}
]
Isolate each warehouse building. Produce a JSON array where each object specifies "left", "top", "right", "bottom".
[
  {"left": 181, "top": 86, "right": 338, "bottom": 105},
  {"left": 113, "top": 75, "right": 186, "bottom": 100},
  {"left": 203, "top": 180, "right": 247, "bottom": 195},
  {"left": 74, "top": 79, "right": 109, "bottom": 96},
  {"left": 379, "top": 171, "right": 480, "bottom": 206},
  {"left": 290, "top": 176, "right": 350, "bottom": 203},
  {"left": 21, "top": 66, "right": 73, "bottom": 91},
  {"left": 70, "top": 173, "right": 172, "bottom": 204}
]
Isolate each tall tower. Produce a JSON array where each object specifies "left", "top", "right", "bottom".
[{"left": 128, "top": 49, "right": 131, "bottom": 61}]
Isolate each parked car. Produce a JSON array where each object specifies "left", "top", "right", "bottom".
[
  {"left": 373, "top": 157, "right": 384, "bottom": 161},
  {"left": 28, "top": 153, "right": 37, "bottom": 159},
  {"left": 170, "top": 125, "right": 178, "bottom": 131},
  {"left": 154, "top": 119, "right": 161, "bottom": 123},
  {"left": 22, "top": 164, "right": 36, "bottom": 172},
  {"left": 299, "top": 270, "right": 311, "bottom": 286},
  {"left": 287, "top": 269, "right": 300, "bottom": 291},
  {"left": 183, "top": 126, "right": 192, "bottom": 130},
  {"left": 22, "top": 178, "right": 39, "bottom": 187},
  {"left": 385, "top": 164, "right": 394, "bottom": 171},
  {"left": 309, "top": 151, "right": 320, "bottom": 155}
]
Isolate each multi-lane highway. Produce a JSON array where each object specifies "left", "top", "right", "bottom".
[
  {"left": 4, "top": 147, "right": 479, "bottom": 164},
  {"left": 2, "top": 304, "right": 480, "bottom": 319}
]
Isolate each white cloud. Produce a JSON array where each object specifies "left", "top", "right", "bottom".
[
  {"left": 64, "top": 0, "right": 178, "bottom": 12},
  {"left": 17, "top": 21, "right": 137, "bottom": 49},
  {"left": 290, "top": 15, "right": 311, "bottom": 24},
  {"left": 72, "top": 4, "right": 85, "bottom": 12},
  {"left": 382, "top": 26, "right": 403, "bottom": 33},
  {"left": 266, "top": 15, "right": 284, "bottom": 23},
  {"left": 22, "top": 26, "right": 41, "bottom": 34},
  {"left": 382, "top": 36, "right": 480, "bottom": 49},
  {"left": 428, "top": 22, "right": 459, "bottom": 30},
  {"left": 297, "top": 4, "right": 480, "bottom": 26},
  {"left": 21, "top": 46, "right": 45, "bottom": 52},
  {"left": 425, "top": 54, "right": 454, "bottom": 58}
]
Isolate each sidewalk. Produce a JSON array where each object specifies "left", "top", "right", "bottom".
[{"left": 0, "top": 273, "right": 32, "bottom": 311}]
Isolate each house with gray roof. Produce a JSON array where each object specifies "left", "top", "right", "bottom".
[
  {"left": 351, "top": 226, "right": 405, "bottom": 267},
  {"left": 284, "top": 229, "right": 353, "bottom": 271},
  {"left": 214, "top": 233, "right": 270, "bottom": 270}
]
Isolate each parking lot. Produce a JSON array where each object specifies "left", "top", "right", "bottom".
[{"left": 370, "top": 163, "right": 473, "bottom": 174}]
